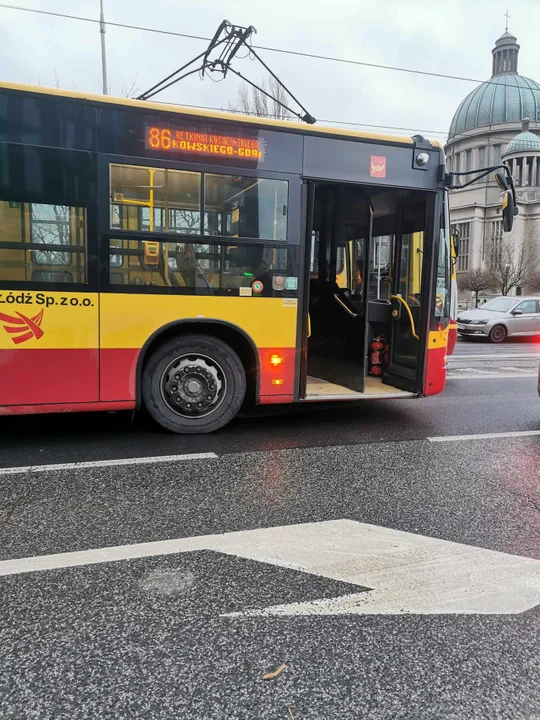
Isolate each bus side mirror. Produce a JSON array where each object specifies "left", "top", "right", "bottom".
[
  {"left": 494, "top": 170, "right": 518, "bottom": 232},
  {"left": 501, "top": 189, "right": 517, "bottom": 232},
  {"left": 493, "top": 170, "right": 509, "bottom": 191}
]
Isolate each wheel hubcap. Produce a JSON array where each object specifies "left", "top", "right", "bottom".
[{"left": 161, "top": 354, "right": 226, "bottom": 418}]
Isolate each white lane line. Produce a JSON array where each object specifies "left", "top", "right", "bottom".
[
  {"left": 450, "top": 353, "right": 540, "bottom": 361},
  {"left": 498, "top": 366, "right": 535, "bottom": 371},
  {"left": 447, "top": 373, "right": 537, "bottom": 380},
  {"left": 428, "top": 430, "right": 540, "bottom": 443},
  {"left": 1, "top": 519, "right": 539, "bottom": 615},
  {"left": 0, "top": 452, "right": 217, "bottom": 476}
]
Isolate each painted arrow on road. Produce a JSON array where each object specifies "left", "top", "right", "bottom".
[
  {"left": 219, "top": 520, "right": 540, "bottom": 617},
  {"left": 1, "top": 520, "right": 539, "bottom": 615}
]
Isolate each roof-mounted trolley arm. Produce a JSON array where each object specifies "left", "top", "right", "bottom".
[{"left": 137, "top": 20, "right": 316, "bottom": 124}]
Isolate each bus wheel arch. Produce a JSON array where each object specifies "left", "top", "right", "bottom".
[{"left": 136, "top": 319, "right": 259, "bottom": 411}]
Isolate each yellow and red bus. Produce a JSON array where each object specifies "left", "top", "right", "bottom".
[{"left": 0, "top": 81, "right": 455, "bottom": 433}]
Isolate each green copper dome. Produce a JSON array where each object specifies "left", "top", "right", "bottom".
[
  {"left": 449, "top": 74, "right": 540, "bottom": 138},
  {"left": 448, "top": 32, "right": 540, "bottom": 139},
  {"left": 505, "top": 118, "right": 540, "bottom": 153}
]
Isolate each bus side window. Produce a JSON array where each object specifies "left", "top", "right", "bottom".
[{"left": 0, "top": 201, "right": 87, "bottom": 285}]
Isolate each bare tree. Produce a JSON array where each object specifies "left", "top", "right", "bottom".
[
  {"left": 52, "top": 69, "right": 77, "bottom": 90},
  {"left": 120, "top": 73, "right": 142, "bottom": 99},
  {"left": 229, "top": 77, "right": 293, "bottom": 120},
  {"left": 458, "top": 270, "right": 495, "bottom": 307},
  {"left": 489, "top": 228, "right": 539, "bottom": 295},
  {"left": 31, "top": 204, "right": 73, "bottom": 265},
  {"left": 28, "top": 70, "right": 77, "bottom": 90},
  {"left": 524, "top": 271, "right": 540, "bottom": 293}
]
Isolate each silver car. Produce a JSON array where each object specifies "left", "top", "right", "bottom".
[{"left": 457, "top": 296, "right": 540, "bottom": 343}]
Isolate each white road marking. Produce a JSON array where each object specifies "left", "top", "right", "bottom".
[
  {"left": 1, "top": 520, "right": 539, "bottom": 615},
  {"left": 498, "top": 366, "right": 534, "bottom": 371},
  {"left": 447, "top": 373, "right": 537, "bottom": 380},
  {"left": 450, "top": 353, "right": 540, "bottom": 361},
  {"left": 0, "top": 452, "right": 217, "bottom": 476},
  {"left": 428, "top": 430, "right": 540, "bottom": 442}
]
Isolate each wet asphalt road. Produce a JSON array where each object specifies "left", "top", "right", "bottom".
[
  {"left": 452, "top": 336, "right": 540, "bottom": 355},
  {"left": 0, "top": 338, "right": 539, "bottom": 719},
  {"left": 0, "top": 374, "right": 538, "bottom": 467},
  {"left": 0, "top": 338, "right": 538, "bottom": 468}
]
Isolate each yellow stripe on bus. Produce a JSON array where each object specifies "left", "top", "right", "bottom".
[
  {"left": 428, "top": 328, "right": 448, "bottom": 350},
  {"left": 99, "top": 294, "right": 298, "bottom": 349},
  {"left": 0, "top": 291, "right": 98, "bottom": 349}
]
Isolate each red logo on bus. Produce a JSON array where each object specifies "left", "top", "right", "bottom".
[
  {"left": 370, "top": 156, "right": 387, "bottom": 178},
  {"left": 0, "top": 309, "right": 45, "bottom": 344}
]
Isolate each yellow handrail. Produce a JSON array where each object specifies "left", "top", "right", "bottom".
[
  {"left": 333, "top": 293, "right": 358, "bottom": 317},
  {"left": 391, "top": 294, "right": 419, "bottom": 340}
]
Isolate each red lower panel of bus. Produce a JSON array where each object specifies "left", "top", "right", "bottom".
[
  {"left": 0, "top": 401, "right": 135, "bottom": 416},
  {"left": 100, "top": 346, "right": 298, "bottom": 404},
  {"left": 100, "top": 348, "right": 139, "bottom": 401},
  {"left": 259, "top": 393, "right": 295, "bottom": 405},
  {"left": 0, "top": 348, "right": 98, "bottom": 406},
  {"left": 423, "top": 345, "right": 447, "bottom": 396},
  {"left": 447, "top": 322, "right": 458, "bottom": 355},
  {"left": 258, "top": 347, "right": 296, "bottom": 400},
  {"left": 0, "top": 345, "right": 297, "bottom": 412}
]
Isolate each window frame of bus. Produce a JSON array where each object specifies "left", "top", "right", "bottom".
[
  {"left": 98, "top": 155, "right": 301, "bottom": 293},
  {"left": 431, "top": 191, "right": 451, "bottom": 331},
  {"left": 0, "top": 200, "right": 90, "bottom": 288},
  {"left": 0, "top": 143, "right": 98, "bottom": 291},
  {"left": 107, "top": 161, "right": 292, "bottom": 243},
  {"left": 105, "top": 234, "right": 300, "bottom": 295}
]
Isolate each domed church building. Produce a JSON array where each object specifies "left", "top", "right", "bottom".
[{"left": 445, "top": 30, "right": 540, "bottom": 305}]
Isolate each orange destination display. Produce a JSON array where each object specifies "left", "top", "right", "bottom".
[{"left": 145, "top": 125, "right": 265, "bottom": 160}]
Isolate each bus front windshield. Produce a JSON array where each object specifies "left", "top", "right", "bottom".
[{"left": 433, "top": 194, "right": 451, "bottom": 328}]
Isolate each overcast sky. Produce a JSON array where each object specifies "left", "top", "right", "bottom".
[{"left": 2, "top": 0, "right": 540, "bottom": 142}]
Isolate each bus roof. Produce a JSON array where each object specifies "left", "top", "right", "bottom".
[{"left": 0, "top": 80, "right": 442, "bottom": 150}]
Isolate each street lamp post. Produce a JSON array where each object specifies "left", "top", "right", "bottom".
[{"left": 99, "top": 0, "right": 109, "bottom": 95}]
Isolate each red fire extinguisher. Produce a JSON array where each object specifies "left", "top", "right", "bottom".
[{"left": 369, "top": 336, "right": 386, "bottom": 376}]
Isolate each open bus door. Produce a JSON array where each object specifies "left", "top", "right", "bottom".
[
  {"left": 447, "top": 225, "right": 459, "bottom": 355},
  {"left": 384, "top": 197, "right": 434, "bottom": 393}
]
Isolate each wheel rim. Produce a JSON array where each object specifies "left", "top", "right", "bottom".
[
  {"left": 492, "top": 327, "right": 505, "bottom": 341},
  {"left": 160, "top": 353, "right": 227, "bottom": 419}
]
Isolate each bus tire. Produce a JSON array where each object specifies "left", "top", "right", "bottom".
[{"left": 142, "top": 334, "right": 246, "bottom": 434}]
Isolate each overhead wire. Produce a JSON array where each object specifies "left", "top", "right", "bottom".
[
  {"left": 0, "top": 2, "right": 531, "bottom": 91},
  {"left": 1, "top": 2, "right": 535, "bottom": 139},
  {"left": 156, "top": 99, "right": 450, "bottom": 136}
]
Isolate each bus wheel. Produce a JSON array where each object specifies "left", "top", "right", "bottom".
[{"left": 142, "top": 334, "right": 246, "bottom": 434}]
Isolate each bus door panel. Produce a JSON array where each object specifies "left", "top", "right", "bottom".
[
  {"left": 385, "top": 197, "right": 431, "bottom": 392},
  {"left": 306, "top": 184, "right": 371, "bottom": 392}
]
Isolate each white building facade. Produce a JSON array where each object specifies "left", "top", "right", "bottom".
[{"left": 445, "top": 31, "right": 540, "bottom": 307}]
